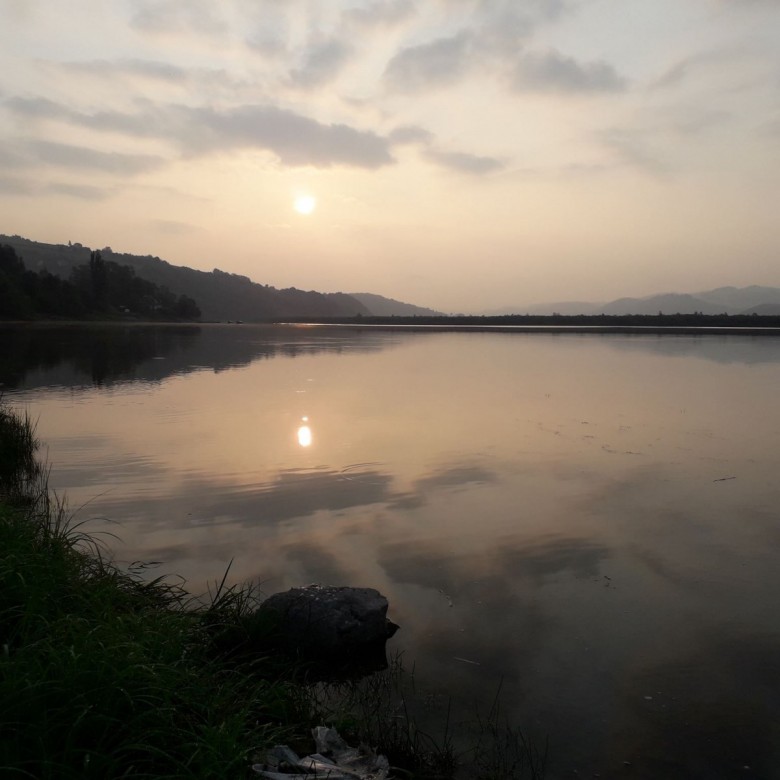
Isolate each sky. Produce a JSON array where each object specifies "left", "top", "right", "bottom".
[{"left": 1, "top": 0, "right": 779, "bottom": 313}]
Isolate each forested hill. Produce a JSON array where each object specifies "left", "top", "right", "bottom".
[
  {"left": 349, "top": 292, "right": 443, "bottom": 317},
  {"left": 1, "top": 244, "right": 201, "bottom": 321},
  {"left": 0, "top": 235, "right": 369, "bottom": 322}
]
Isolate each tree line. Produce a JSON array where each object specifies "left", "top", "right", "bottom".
[
  {"left": 289, "top": 312, "right": 780, "bottom": 328},
  {"left": 0, "top": 244, "right": 200, "bottom": 321}
]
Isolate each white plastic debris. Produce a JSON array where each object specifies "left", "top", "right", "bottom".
[{"left": 252, "top": 727, "right": 389, "bottom": 780}]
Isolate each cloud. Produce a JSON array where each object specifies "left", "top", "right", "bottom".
[
  {"left": 649, "top": 47, "right": 743, "bottom": 92},
  {"left": 0, "top": 177, "right": 111, "bottom": 200},
  {"left": 0, "top": 136, "right": 162, "bottom": 189},
  {"left": 0, "top": 0, "right": 38, "bottom": 23},
  {"left": 651, "top": 55, "right": 705, "bottom": 91},
  {"left": 424, "top": 148, "right": 505, "bottom": 174},
  {"left": 6, "top": 97, "right": 396, "bottom": 170},
  {"left": 600, "top": 128, "right": 670, "bottom": 175},
  {"left": 0, "top": 143, "right": 26, "bottom": 169},
  {"left": 242, "top": 2, "right": 291, "bottom": 57},
  {"left": 28, "top": 140, "right": 165, "bottom": 175},
  {"left": 670, "top": 107, "right": 732, "bottom": 135},
  {"left": 380, "top": 7, "right": 616, "bottom": 97},
  {"left": 473, "top": 8, "right": 537, "bottom": 55},
  {"left": 510, "top": 49, "right": 627, "bottom": 93},
  {"left": 5, "top": 96, "right": 71, "bottom": 120},
  {"left": 344, "top": 0, "right": 415, "bottom": 28},
  {"left": 57, "top": 58, "right": 189, "bottom": 83},
  {"left": 48, "top": 182, "right": 113, "bottom": 200},
  {"left": 649, "top": 41, "right": 775, "bottom": 93},
  {"left": 445, "top": 0, "right": 573, "bottom": 58},
  {"left": 383, "top": 31, "right": 473, "bottom": 92},
  {"left": 246, "top": 32, "right": 288, "bottom": 57},
  {"left": 179, "top": 105, "right": 394, "bottom": 167},
  {"left": 51, "top": 58, "right": 239, "bottom": 96},
  {"left": 0, "top": 177, "right": 35, "bottom": 195},
  {"left": 130, "top": 0, "right": 227, "bottom": 37},
  {"left": 765, "top": 114, "right": 780, "bottom": 137},
  {"left": 289, "top": 39, "right": 353, "bottom": 89},
  {"left": 388, "top": 124, "right": 434, "bottom": 145},
  {"left": 150, "top": 219, "right": 201, "bottom": 235}
]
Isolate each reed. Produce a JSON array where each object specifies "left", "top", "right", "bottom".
[{"left": 0, "top": 403, "right": 289, "bottom": 778}]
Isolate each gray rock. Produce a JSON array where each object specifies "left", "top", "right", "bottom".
[{"left": 257, "top": 585, "right": 399, "bottom": 658}]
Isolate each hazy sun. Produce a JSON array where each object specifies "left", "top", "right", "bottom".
[{"left": 294, "top": 195, "right": 317, "bottom": 215}]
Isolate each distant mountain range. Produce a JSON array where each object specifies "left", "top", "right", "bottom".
[
  {"left": 487, "top": 286, "right": 780, "bottom": 317},
  {"left": 0, "top": 235, "right": 434, "bottom": 321},
  {"left": 5, "top": 234, "right": 778, "bottom": 320}
]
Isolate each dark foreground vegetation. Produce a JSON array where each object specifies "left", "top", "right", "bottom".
[
  {"left": 0, "top": 244, "right": 201, "bottom": 321},
  {"left": 0, "top": 403, "right": 545, "bottom": 779}
]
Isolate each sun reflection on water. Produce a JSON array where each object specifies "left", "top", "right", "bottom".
[{"left": 297, "top": 416, "right": 312, "bottom": 447}]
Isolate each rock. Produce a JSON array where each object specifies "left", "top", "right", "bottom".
[{"left": 256, "top": 585, "right": 399, "bottom": 661}]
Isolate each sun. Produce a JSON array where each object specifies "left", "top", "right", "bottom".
[{"left": 293, "top": 195, "right": 317, "bottom": 215}]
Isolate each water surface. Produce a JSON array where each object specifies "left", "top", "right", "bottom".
[{"left": 3, "top": 323, "right": 780, "bottom": 778}]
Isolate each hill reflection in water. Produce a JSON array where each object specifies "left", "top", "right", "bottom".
[{"left": 0, "top": 323, "right": 402, "bottom": 390}]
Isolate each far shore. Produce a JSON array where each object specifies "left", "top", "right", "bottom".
[{"left": 4, "top": 313, "right": 780, "bottom": 336}]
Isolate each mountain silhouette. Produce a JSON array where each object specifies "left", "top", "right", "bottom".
[
  {"left": 348, "top": 292, "right": 442, "bottom": 317},
  {"left": 1, "top": 235, "right": 369, "bottom": 322},
  {"left": 491, "top": 286, "right": 780, "bottom": 316}
]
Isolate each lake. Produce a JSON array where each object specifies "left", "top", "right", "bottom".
[{"left": 2, "top": 322, "right": 780, "bottom": 779}]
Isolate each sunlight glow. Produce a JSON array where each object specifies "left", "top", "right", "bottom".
[
  {"left": 293, "top": 195, "right": 317, "bottom": 215},
  {"left": 297, "top": 424, "right": 312, "bottom": 447}
]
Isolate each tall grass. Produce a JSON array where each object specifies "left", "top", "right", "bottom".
[
  {"left": 291, "top": 654, "right": 457, "bottom": 778},
  {"left": 0, "top": 403, "right": 42, "bottom": 503},
  {"left": 0, "top": 403, "right": 290, "bottom": 778}
]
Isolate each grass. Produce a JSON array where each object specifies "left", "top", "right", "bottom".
[
  {"left": 300, "top": 661, "right": 548, "bottom": 780},
  {"left": 470, "top": 682, "right": 548, "bottom": 780},
  {"left": 0, "top": 403, "right": 42, "bottom": 501},
  {"left": 297, "top": 654, "right": 458, "bottom": 778},
  {"left": 0, "top": 404, "right": 294, "bottom": 778},
  {"left": 0, "top": 402, "right": 545, "bottom": 779}
]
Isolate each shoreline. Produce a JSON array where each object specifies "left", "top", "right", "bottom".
[{"left": 4, "top": 318, "right": 780, "bottom": 336}]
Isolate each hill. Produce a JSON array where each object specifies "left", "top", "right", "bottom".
[
  {"left": 482, "top": 300, "right": 603, "bottom": 316},
  {"left": 1, "top": 243, "right": 200, "bottom": 321},
  {"left": 1, "top": 235, "right": 369, "bottom": 322},
  {"left": 740, "top": 303, "right": 780, "bottom": 316},
  {"left": 598, "top": 293, "right": 725, "bottom": 316},
  {"left": 349, "top": 292, "right": 442, "bottom": 317},
  {"left": 492, "top": 286, "right": 780, "bottom": 316}
]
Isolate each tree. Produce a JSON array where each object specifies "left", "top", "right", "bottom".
[
  {"left": 89, "top": 250, "right": 108, "bottom": 308},
  {"left": 173, "top": 294, "right": 201, "bottom": 320},
  {"left": 0, "top": 244, "right": 25, "bottom": 280},
  {"left": 0, "top": 245, "right": 33, "bottom": 318}
]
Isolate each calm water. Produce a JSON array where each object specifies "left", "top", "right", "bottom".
[{"left": 3, "top": 323, "right": 780, "bottom": 778}]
